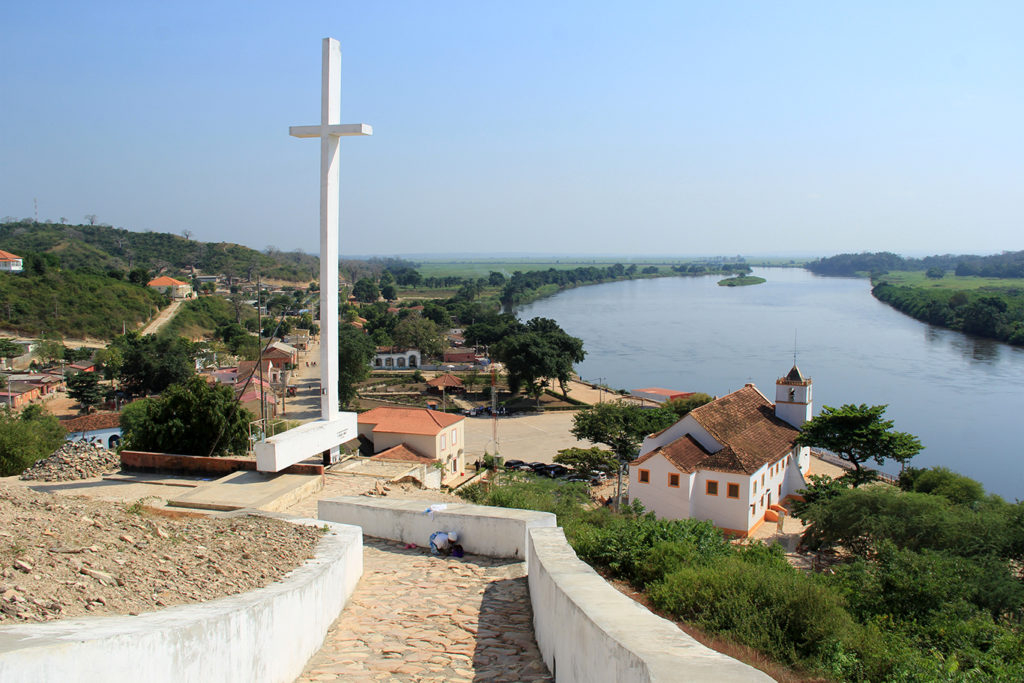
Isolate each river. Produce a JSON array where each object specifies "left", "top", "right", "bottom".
[{"left": 516, "top": 267, "right": 1024, "bottom": 500}]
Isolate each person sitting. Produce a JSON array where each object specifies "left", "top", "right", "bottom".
[{"left": 429, "top": 530, "right": 458, "bottom": 556}]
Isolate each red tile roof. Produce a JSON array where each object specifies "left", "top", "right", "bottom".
[
  {"left": 686, "top": 385, "right": 800, "bottom": 474},
  {"left": 631, "top": 434, "right": 709, "bottom": 472},
  {"left": 358, "top": 406, "right": 463, "bottom": 436},
  {"left": 634, "top": 385, "right": 800, "bottom": 476},
  {"left": 0, "top": 249, "right": 22, "bottom": 261},
  {"left": 426, "top": 373, "right": 464, "bottom": 389},
  {"left": 148, "top": 276, "right": 189, "bottom": 287},
  {"left": 370, "top": 444, "right": 434, "bottom": 463},
  {"left": 61, "top": 412, "right": 121, "bottom": 433}
]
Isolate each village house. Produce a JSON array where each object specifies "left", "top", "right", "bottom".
[
  {"left": 61, "top": 413, "right": 122, "bottom": 449},
  {"left": 372, "top": 346, "right": 420, "bottom": 369},
  {"left": 285, "top": 330, "right": 310, "bottom": 351},
  {"left": 0, "top": 249, "right": 23, "bottom": 272},
  {"left": 0, "top": 382, "right": 42, "bottom": 409},
  {"left": 631, "top": 387, "right": 694, "bottom": 404},
  {"left": 357, "top": 406, "right": 466, "bottom": 478},
  {"left": 6, "top": 373, "right": 63, "bottom": 397},
  {"left": 262, "top": 340, "right": 298, "bottom": 366},
  {"left": 442, "top": 349, "right": 477, "bottom": 364},
  {"left": 628, "top": 366, "right": 814, "bottom": 537},
  {"left": 147, "top": 275, "right": 194, "bottom": 299}
]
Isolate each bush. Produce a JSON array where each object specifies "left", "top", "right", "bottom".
[
  {"left": 648, "top": 555, "right": 858, "bottom": 669},
  {"left": 0, "top": 405, "right": 66, "bottom": 476}
]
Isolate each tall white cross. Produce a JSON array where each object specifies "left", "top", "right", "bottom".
[
  {"left": 254, "top": 38, "right": 370, "bottom": 472},
  {"left": 290, "top": 38, "right": 371, "bottom": 421}
]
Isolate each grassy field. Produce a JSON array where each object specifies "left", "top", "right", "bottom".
[{"left": 877, "top": 270, "right": 1024, "bottom": 292}]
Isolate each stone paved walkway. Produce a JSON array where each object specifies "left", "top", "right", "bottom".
[{"left": 297, "top": 538, "right": 552, "bottom": 682}]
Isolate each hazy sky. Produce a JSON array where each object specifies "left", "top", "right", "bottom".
[{"left": 2, "top": 2, "right": 1022, "bottom": 258}]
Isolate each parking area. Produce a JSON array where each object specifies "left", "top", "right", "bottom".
[{"left": 462, "top": 411, "right": 594, "bottom": 465}]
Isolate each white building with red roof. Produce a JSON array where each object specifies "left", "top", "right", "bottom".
[
  {"left": 357, "top": 406, "right": 466, "bottom": 477},
  {"left": 631, "top": 387, "right": 695, "bottom": 404},
  {"left": 0, "top": 250, "right": 23, "bottom": 272},
  {"left": 628, "top": 366, "right": 814, "bottom": 537},
  {"left": 147, "top": 275, "right": 193, "bottom": 299}
]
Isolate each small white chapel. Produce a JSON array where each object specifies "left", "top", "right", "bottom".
[{"left": 627, "top": 365, "right": 814, "bottom": 536}]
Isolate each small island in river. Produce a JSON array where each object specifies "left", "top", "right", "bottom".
[{"left": 718, "top": 275, "right": 766, "bottom": 287}]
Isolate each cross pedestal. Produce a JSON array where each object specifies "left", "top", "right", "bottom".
[{"left": 255, "top": 37, "right": 371, "bottom": 472}]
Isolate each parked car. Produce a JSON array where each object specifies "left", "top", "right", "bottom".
[
  {"left": 504, "top": 459, "right": 526, "bottom": 470},
  {"left": 527, "top": 462, "right": 548, "bottom": 472}
]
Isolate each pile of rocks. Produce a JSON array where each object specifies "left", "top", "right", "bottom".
[{"left": 20, "top": 441, "right": 121, "bottom": 482}]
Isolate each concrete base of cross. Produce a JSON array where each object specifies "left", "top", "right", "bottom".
[{"left": 255, "top": 413, "right": 358, "bottom": 472}]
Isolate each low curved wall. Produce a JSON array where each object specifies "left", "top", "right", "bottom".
[
  {"left": 0, "top": 519, "right": 362, "bottom": 683},
  {"left": 318, "top": 496, "right": 556, "bottom": 560},
  {"left": 528, "top": 527, "right": 772, "bottom": 683}
]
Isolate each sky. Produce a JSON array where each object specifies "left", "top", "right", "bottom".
[{"left": 2, "top": 2, "right": 1022, "bottom": 258}]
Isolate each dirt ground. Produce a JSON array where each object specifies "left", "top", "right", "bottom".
[{"left": 0, "top": 483, "right": 322, "bottom": 624}]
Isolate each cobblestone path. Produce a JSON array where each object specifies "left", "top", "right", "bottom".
[{"left": 297, "top": 537, "right": 553, "bottom": 682}]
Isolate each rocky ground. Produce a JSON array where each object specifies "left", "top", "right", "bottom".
[
  {"left": 0, "top": 484, "right": 322, "bottom": 624},
  {"left": 20, "top": 441, "right": 121, "bottom": 482}
]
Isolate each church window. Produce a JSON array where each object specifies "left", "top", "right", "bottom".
[
  {"left": 761, "top": 474, "right": 765, "bottom": 486},
  {"left": 727, "top": 483, "right": 740, "bottom": 498},
  {"left": 668, "top": 473, "right": 680, "bottom": 488},
  {"left": 638, "top": 469, "right": 650, "bottom": 483},
  {"left": 706, "top": 480, "right": 718, "bottom": 495}
]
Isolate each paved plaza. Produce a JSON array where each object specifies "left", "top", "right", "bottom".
[{"left": 297, "top": 537, "right": 552, "bottom": 682}]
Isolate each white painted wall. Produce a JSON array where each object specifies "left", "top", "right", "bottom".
[
  {"left": 66, "top": 427, "right": 122, "bottom": 449},
  {"left": 0, "top": 519, "right": 362, "bottom": 683},
  {"left": 691, "top": 470, "right": 751, "bottom": 532},
  {"left": 627, "top": 456, "right": 690, "bottom": 520},
  {"left": 528, "top": 527, "right": 772, "bottom": 683},
  {"left": 318, "top": 497, "right": 555, "bottom": 561}
]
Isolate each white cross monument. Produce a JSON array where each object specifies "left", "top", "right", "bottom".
[{"left": 254, "top": 37, "right": 371, "bottom": 472}]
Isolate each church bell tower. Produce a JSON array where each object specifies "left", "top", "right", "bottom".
[{"left": 775, "top": 365, "right": 812, "bottom": 428}]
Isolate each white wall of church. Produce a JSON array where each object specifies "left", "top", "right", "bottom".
[
  {"left": 692, "top": 470, "right": 751, "bottom": 532},
  {"left": 628, "top": 456, "right": 691, "bottom": 519}
]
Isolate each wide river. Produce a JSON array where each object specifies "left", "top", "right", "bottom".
[{"left": 517, "top": 267, "right": 1024, "bottom": 500}]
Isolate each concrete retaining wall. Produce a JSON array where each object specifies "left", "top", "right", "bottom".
[
  {"left": 0, "top": 519, "right": 363, "bottom": 683},
  {"left": 528, "top": 527, "right": 772, "bottom": 683},
  {"left": 318, "top": 496, "right": 556, "bottom": 560}
]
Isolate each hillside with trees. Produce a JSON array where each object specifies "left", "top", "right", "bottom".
[
  {"left": 0, "top": 220, "right": 317, "bottom": 282},
  {"left": 0, "top": 261, "right": 166, "bottom": 338}
]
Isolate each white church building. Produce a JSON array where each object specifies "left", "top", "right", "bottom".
[{"left": 628, "top": 366, "right": 813, "bottom": 537}]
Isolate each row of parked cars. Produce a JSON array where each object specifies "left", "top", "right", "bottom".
[{"left": 503, "top": 460, "right": 608, "bottom": 486}]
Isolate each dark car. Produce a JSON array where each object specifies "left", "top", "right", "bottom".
[
  {"left": 536, "top": 464, "right": 569, "bottom": 478},
  {"left": 528, "top": 462, "right": 548, "bottom": 472},
  {"left": 504, "top": 459, "right": 526, "bottom": 470}
]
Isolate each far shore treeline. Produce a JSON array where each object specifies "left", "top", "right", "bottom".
[{"left": 806, "top": 251, "right": 1024, "bottom": 346}]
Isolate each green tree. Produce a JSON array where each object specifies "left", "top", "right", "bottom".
[
  {"left": 36, "top": 337, "right": 65, "bottom": 366},
  {"left": 120, "top": 376, "right": 253, "bottom": 456},
  {"left": 352, "top": 277, "right": 379, "bottom": 303},
  {"left": 391, "top": 316, "right": 443, "bottom": 358},
  {"left": 0, "top": 338, "right": 22, "bottom": 369},
  {"left": 571, "top": 401, "right": 677, "bottom": 508},
  {"left": 491, "top": 317, "right": 584, "bottom": 397},
  {"left": 664, "top": 392, "right": 713, "bottom": 418},
  {"left": 338, "top": 325, "right": 375, "bottom": 407},
  {"left": 113, "top": 332, "right": 195, "bottom": 396},
  {"left": 795, "top": 403, "right": 921, "bottom": 487},
  {"left": 553, "top": 446, "right": 619, "bottom": 474},
  {"left": 0, "top": 405, "right": 65, "bottom": 476},
  {"left": 380, "top": 283, "right": 398, "bottom": 301},
  {"left": 925, "top": 267, "right": 945, "bottom": 279},
  {"left": 898, "top": 466, "right": 986, "bottom": 507},
  {"left": 67, "top": 371, "right": 103, "bottom": 409}
]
